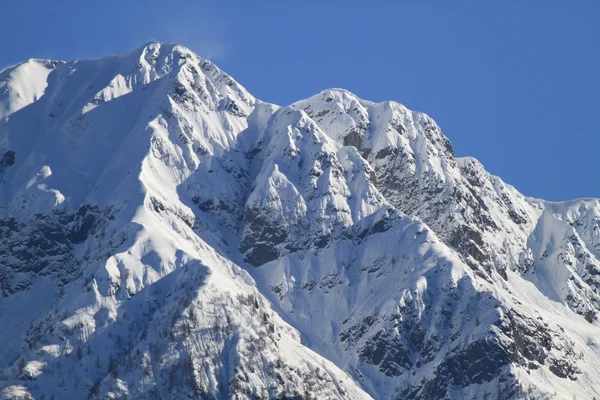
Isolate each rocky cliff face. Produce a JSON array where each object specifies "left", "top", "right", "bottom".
[{"left": 1, "top": 43, "right": 600, "bottom": 400}]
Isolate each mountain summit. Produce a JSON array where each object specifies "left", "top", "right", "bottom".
[{"left": 1, "top": 42, "right": 600, "bottom": 400}]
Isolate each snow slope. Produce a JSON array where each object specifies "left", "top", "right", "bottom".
[{"left": 1, "top": 42, "right": 600, "bottom": 400}]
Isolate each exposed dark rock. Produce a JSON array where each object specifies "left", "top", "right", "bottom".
[
  {"left": 374, "top": 147, "right": 397, "bottom": 159},
  {"left": 0, "top": 205, "right": 115, "bottom": 296},
  {"left": 340, "top": 316, "right": 377, "bottom": 347},
  {"left": 240, "top": 207, "right": 288, "bottom": 267},
  {"left": 498, "top": 310, "right": 581, "bottom": 380},
  {"left": 243, "top": 243, "right": 281, "bottom": 267},
  {"left": 342, "top": 129, "right": 371, "bottom": 158},
  {"left": 343, "top": 129, "right": 362, "bottom": 149},
  {"left": 449, "top": 225, "right": 487, "bottom": 264},
  {"left": 418, "top": 338, "right": 511, "bottom": 399},
  {"left": 2, "top": 150, "right": 16, "bottom": 167},
  {"left": 218, "top": 98, "right": 247, "bottom": 118},
  {"left": 508, "top": 209, "right": 527, "bottom": 225},
  {"left": 0, "top": 150, "right": 16, "bottom": 181},
  {"left": 359, "top": 330, "right": 411, "bottom": 377}
]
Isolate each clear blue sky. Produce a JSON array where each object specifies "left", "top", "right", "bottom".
[{"left": 2, "top": 1, "right": 598, "bottom": 201}]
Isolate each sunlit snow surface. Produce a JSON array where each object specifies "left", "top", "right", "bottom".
[{"left": 1, "top": 42, "right": 600, "bottom": 399}]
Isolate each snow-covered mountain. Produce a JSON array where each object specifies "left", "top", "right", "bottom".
[{"left": 1, "top": 42, "right": 599, "bottom": 400}]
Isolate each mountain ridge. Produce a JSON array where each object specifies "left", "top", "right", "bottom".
[{"left": 1, "top": 42, "right": 599, "bottom": 400}]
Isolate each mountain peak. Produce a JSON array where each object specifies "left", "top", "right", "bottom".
[
  {"left": 295, "top": 88, "right": 374, "bottom": 109},
  {"left": 2, "top": 43, "right": 600, "bottom": 400}
]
